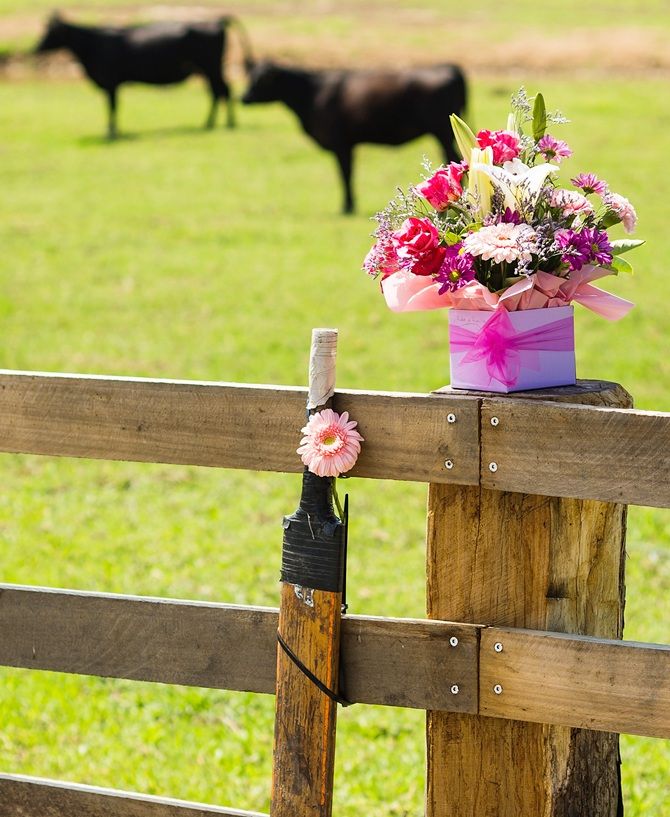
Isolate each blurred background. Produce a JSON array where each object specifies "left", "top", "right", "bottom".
[{"left": 0, "top": 1, "right": 668, "bottom": 815}]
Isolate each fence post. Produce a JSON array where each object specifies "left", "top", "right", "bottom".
[{"left": 426, "top": 381, "right": 632, "bottom": 817}]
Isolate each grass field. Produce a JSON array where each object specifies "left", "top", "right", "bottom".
[{"left": 1, "top": 29, "right": 669, "bottom": 817}]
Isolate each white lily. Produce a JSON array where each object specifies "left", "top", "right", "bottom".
[
  {"left": 468, "top": 146, "right": 494, "bottom": 219},
  {"left": 471, "top": 159, "right": 559, "bottom": 212}
]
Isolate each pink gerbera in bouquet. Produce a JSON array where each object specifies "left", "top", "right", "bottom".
[{"left": 363, "top": 89, "right": 644, "bottom": 392}]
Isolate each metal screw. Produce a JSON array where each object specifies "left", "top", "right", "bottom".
[
  {"left": 444, "top": 459, "right": 454, "bottom": 470},
  {"left": 450, "top": 684, "right": 460, "bottom": 695},
  {"left": 494, "top": 642, "right": 504, "bottom": 653},
  {"left": 449, "top": 636, "right": 459, "bottom": 647},
  {"left": 490, "top": 416, "right": 499, "bottom": 427},
  {"left": 447, "top": 413, "right": 456, "bottom": 424},
  {"left": 489, "top": 462, "right": 498, "bottom": 473},
  {"left": 493, "top": 684, "right": 503, "bottom": 695}
]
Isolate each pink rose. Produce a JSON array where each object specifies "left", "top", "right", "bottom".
[
  {"left": 392, "top": 217, "right": 440, "bottom": 260},
  {"left": 476, "top": 129, "right": 521, "bottom": 164},
  {"left": 415, "top": 163, "right": 466, "bottom": 210}
]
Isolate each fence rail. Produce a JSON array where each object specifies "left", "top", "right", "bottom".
[
  {"left": 1, "top": 371, "right": 669, "bottom": 506},
  {"left": 1, "top": 583, "right": 668, "bottom": 739},
  {"left": 0, "top": 774, "right": 265, "bottom": 817}
]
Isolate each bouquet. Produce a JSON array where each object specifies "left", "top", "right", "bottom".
[{"left": 364, "top": 88, "right": 642, "bottom": 320}]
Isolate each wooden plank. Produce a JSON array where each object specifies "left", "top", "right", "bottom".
[
  {"left": 426, "top": 381, "right": 630, "bottom": 817},
  {"left": 0, "top": 585, "right": 478, "bottom": 713},
  {"left": 480, "top": 628, "right": 670, "bottom": 739},
  {"left": 0, "top": 370, "right": 480, "bottom": 484},
  {"left": 481, "top": 396, "right": 670, "bottom": 507},
  {"left": 0, "top": 774, "right": 265, "bottom": 816}
]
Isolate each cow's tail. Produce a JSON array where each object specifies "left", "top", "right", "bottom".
[{"left": 219, "top": 15, "right": 255, "bottom": 75}]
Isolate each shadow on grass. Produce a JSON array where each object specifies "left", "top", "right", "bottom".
[{"left": 76, "top": 122, "right": 251, "bottom": 146}]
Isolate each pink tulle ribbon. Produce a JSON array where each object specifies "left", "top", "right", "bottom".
[
  {"left": 381, "top": 267, "right": 634, "bottom": 320},
  {"left": 450, "top": 309, "right": 574, "bottom": 388}
]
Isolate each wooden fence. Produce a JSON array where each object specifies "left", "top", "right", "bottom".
[{"left": 0, "top": 369, "right": 668, "bottom": 816}]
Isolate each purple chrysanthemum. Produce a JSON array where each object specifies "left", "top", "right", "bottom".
[
  {"left": 537, "top": 134, "right": 572, "bottom": 163},
  {"left": 571, "top": 172, "right": 608, "bottom": 196},
  {"left": 486, "top": 207, "right": 522, "bottom": 225},
  {"left": 435, "top": 245, "right": 476, "bottom": 294},
  {"left": 556, "top": 227, "right": 612, "bottom": 272}
]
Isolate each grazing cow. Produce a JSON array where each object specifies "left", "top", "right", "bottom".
[
  {"left": 242, "top": 60, "right": 467, "bottom": 214},
  {"left": 35, "top": 13, "right": 254, "bottom": 138}
]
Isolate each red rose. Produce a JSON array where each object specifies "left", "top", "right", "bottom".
[
  {"left": 392, "top": 217, "right": 440, "bottom": 260},
  {"left": 410, "top": 245, "right": 447, "bottom": 276}
]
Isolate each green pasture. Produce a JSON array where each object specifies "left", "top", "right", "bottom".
[{"left": 0, "top": 74, "right": 668, "bottom": 815}]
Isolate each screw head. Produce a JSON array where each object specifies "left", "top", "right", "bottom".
[
  {"left": 450, "top": 684, "right": 460, "bottom": 695},
  {"left": 444, "top": 459, "right": 454, "bottom": 470},
  {"left": 490, "top": 416, "right": 499, "bottom": 427},
  {"left": 494, "top": 642, "right": 503, "bottom": 653},
  {"left": 447, "top": 413, "right": 456, "bottom": 424},
  {"left": 489, "top": 462, "right": 498, "bottom": 473},
  {"left": 449, "top": 636, "right": 459, "bottom": 647},
  {"left": 493, "top": 684, "right": 503, "bottom": 695}
]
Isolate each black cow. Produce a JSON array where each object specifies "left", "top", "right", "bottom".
[
  {"left": 242, "top": 60, "right": 467, "bottom": 214},
  {"left": 35, "top": 13, "right": 253, "bottom": 138}
]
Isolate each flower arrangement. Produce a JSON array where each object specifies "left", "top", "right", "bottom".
[{"left": 363, "top": 89, "right": 643, "bottom": 391}]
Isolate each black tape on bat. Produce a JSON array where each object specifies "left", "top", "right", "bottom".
[{"left": 280, "top": 469, "right": 346, "bottom": 593}]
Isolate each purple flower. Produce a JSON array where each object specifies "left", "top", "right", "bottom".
[
  {"left": 485, "top": 207, "right": 522, "bottom": 225},
  {"left": 435, "top": 245, "right": 476, "bottom": 294},
  {"left": 582, "top": 227, "right": 613, "bottom": 266},
  {"left": 571, "top": 173, "right": 608, "bottom": 196},
  {"left": 537, "top": 134, "right": 572, "bottom": 163},
  {"left": 556, "top": 227, "right": 612, "bottom": 272}
]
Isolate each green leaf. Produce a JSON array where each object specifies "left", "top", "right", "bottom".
[
  {"left": 610, "top": 239, "right": 645, "bottom": 256},
  {"left": 609, "top": 255, "right": 634, "bottom": 274},
  {"left": 444, "top": 231, "right": 462, "bottom": 246},
  {"left": 532, "top": 93, "right": 547, "bottom": 142},
  {"left": 449, "top": 114, "right": 477, "bottom": 161}
]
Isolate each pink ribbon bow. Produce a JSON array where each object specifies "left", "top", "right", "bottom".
[{"left": 450, "top": 309, "right": 575, "bottom": 388}]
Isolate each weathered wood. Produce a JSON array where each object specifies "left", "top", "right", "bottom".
[
  {"left": 0, "top": 584, "right": 479, "bottom": 712},
  {"left": 481, "top": 395, "right": 670, "bottom": 508},
  {"left": 426, "top": 381, "right": 631, "bottom": 817},
  {"left": 0, "top": 774, "right": 265, "bottom": 816},
  {"left": 0, "top": 371, "right": 480, "bottom": 484},
  {"left": 271, "top": 586, "right": 341, "bottom": 817},
  {"left": 480, "top": 628, "right": 670, "bottom": 739}
]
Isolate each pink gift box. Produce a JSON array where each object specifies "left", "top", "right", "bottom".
[{"left": 448, "top": 305, "right": 576, "bottom": 393}]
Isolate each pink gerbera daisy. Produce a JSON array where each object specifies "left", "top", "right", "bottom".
[
  {"left": 571, "top": 172, "right": 608, "bottom": 196},
  {"left": 537, "top": 134, "right": 572, "bottom": 163},
  {"left": 297, "top": 409, "right": 364, "bottom": 478},
  {"left": 462, "top": 223, "right": 537, "bottom": 264}
]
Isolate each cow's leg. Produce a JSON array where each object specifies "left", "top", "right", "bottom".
[
  {"left": 106, "top": 88, "right": 118, "bottom": 140},
  {"left": 436, "top": 129, "right": 460, "bottom": 165},
  {"left": 205, "top": 77, "right": 234, "bottom": 129},
  {"left": 334, "top": 147, "right": 354, "bottom": 215}
]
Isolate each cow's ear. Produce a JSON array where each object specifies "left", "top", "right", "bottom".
[{"left": 244, "top": 57, "right": 256, "bottom": 74}]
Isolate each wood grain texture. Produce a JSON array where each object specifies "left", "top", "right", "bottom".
[
  {"left": 426, "top": 381, "right": 631, "bottom": 817},
  {"left": 480, "top": 628, "right": 670, "bottom": 739},
  {"left": 0, "top": 774, "right": 266, "bottom": 816},
  {"left": 0, "top": 585, "right": 478, "bottom": 712},
  {"left": 271, "top": 586, "right": 341, "bottom": 817},
  {"left": 481, "top": 395, "right": 670, "bottom": 508},
  {"left": 0, "top": 371, "right": 480, "bottom": 484}
]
